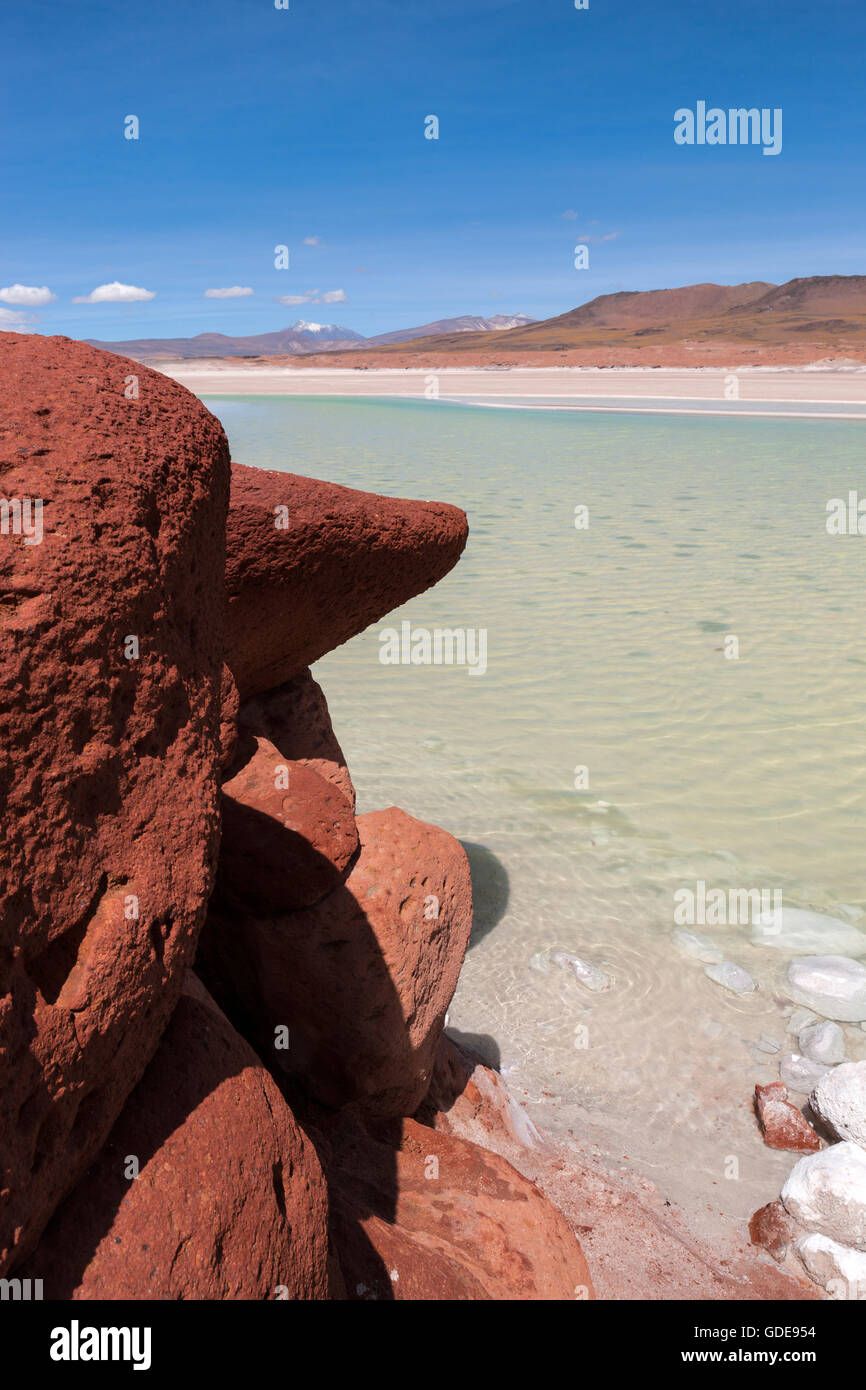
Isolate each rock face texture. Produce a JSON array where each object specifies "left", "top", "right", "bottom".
[
  {"left": 19, "top": 976, "right": 329, "bottom": 1300},
  {"left": 237, "top": 668, "right": 355, "bottom": 808},
  {"left": 781, "top": 1142, "right": 866, "bottom": 1251},
  {"left": 325, "top": 1109, "right": 594, "bottom": 1301},
  {"left": 218, "top": 735, "right": 358, "bottom": 913},
  {"left": 416, "top": 1031, "right": 548, "bottom": 1161},
  {"left": 200, "top": 807, "right": 473, "bottom": 1116},
  {"left": 0, "top": 334, "right": 229, "bottom": 1273},
  {"left": 224, "top": 464, "right": 468, "bottom": 700},
  {"left": 810, "top": 1061, "right": 866, "bottom": 1147}
]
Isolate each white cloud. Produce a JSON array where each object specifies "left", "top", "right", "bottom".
[
  {"left": 562, "top": 209, "right": 580, "bottom": 220},
  {"left": 0, "top": 284, "right": 56, "bottom": 306},
  {"left": 0, "top": 306, "right": 37, "bottom": 329},
  {"left": 275, "top": 287, "right": 346, "bottom": 306},
  {"left": 302, "top": 236, "right": 324, "bottom": 246},
  {"left": 204, "top": 286, "right": 254, "bottom": 298},
  {"left": 72, "top": 281, "right": 156, "bottom": 304}
]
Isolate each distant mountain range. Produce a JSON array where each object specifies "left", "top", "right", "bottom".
[
  {"left": 349, "top": 276, "right": 866, "bottom": 358},
  {"left": 85, "top": 278, "right": 866, "bottom": 367},
  {"left": 85, "top": 313, "right": 537, "bottom": 360}
]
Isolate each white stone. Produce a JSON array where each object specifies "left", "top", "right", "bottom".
[
  {"left": 787, "top": 1009, "right": 819, "bottom": 1035},
  {"left": 787, "top": 956, "right": 866, "bottom": 1023},
  {"left": 671, "top": 928, "right": 723, "bottom": 964},
  {"left": 795, "top": 1233, "right": 866, "bottom": 1298},
  {"left": 799, "top": 1020, "right": 846, "bottom": 1066},
  {"left": 751, "top": 906, "right": 866, "bottom": 956},
  {"left": 704, "top": 961, "right": 756, "bottom": 995},
  {"left": 810, "top": 1061, "right": 866, "bottom": 1147},
  {"left": 550, "top": 952, "right": 612, "bottom": 992},
  {"left": 781, "top": 1141, "right": 866, "bottom": 1250},
  {"left": 779, "top": 1053, "right": 832, "bottom": 1095},
  {"left": 757, "top": 1034, "right": 782, "bottom": 1054}
]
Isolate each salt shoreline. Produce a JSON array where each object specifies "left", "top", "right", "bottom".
[{"left": 156, "top": 361, "right": 866, "bottom": 418}]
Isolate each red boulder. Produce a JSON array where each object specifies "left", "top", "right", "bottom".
[{"left": 225, "top": 464, "right": 468, "bottom": 699}]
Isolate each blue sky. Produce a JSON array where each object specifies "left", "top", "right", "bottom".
[{"left": 1, "top": 0, "right": 863, "bottom": 340}]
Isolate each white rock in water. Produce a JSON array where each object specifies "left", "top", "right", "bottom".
[
  {"left": 751, "top": 906, "right": 866, "bottom": 957},
  {"left": 704, "top": 961, "right": 756, "bottom": 995},
  {"left": 810, "top": 1061, "right": 866, "bottom": 1147},
  {"left": 757, "top": 1034, "right": 782, "bottom": 1054},
  {"left": 782, "top": 1142, "right": 866, "bottom": 1250},
  {"left": 672, "top": 928, "right": 723, "bottom": 964},
  {"left": 529, "top": 951, "right": 551, "bottom": 974},
  {"left": 799, "top": 1020, "right": 846, "bottom": 1066},
  {"left": 779, "top": 1053, "right": 832, "bottom": 1095},
  {"left": 788, "top": 956, "right": 866, "bottom": 1023},
  {"left": 795, "top": 1233, "right": 866, "bottom": 1297},
  {"left": 787, "top": 1009, "right": 819, "bottom": 1035},
  {"left": 550, "top": 952, "right": 612, "bottom": 992}
]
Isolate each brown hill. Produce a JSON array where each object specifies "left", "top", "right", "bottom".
[{"left": 293, "top": 275, "right": 866, "bottom": 367}]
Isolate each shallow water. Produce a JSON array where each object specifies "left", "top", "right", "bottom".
[{"left": 210, "top": 394, "right": 866, "bottom": 1227}]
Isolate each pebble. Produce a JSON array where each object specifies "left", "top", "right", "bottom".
[
  {"left": 672, "top": 928, "right": 723, "bottom": 964},
  {"left": 787, "top": 956, "right": 866, "bottom": 1023},
  {"left": 779, "top": 1053, "right": 832, "bottom": 1095},
  {"left": 550, "top": 952, "right": 612, "bottom": 992},
  {"left": 799, "top": 1020, "right": 846, "bottom": 1066},
  {"left": 704, "top": 961, "right": 756, "bottom": 995},
  {"left": 751, "top": 906, "right": 866, "bottom": 956}
]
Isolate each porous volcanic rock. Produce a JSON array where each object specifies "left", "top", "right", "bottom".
[
  {"left": 199, "top": 806, "right": 472, "bottom": 1116},
  {"left": 237, "top": 667, "right": 354, "bottom": 808},
  {"left": 0, "top": 334, "right": 229, "bottom": 1272},
  {"left": 218, "top": 735, "right": 358, "bottom": 913},
  {"left": 225, "top": 463, "right": 468, "bottom": 699},
  {"left": 19, "top": 976, "right": 329, "bottom": 1299},
  {"left": 754, "top": 1082, "right": 821, "bottom": 1153},
  {"left": 219, "top": 662, "right": 240, "bottom": 772},
  {"left": 325, "top": 1109, "right": 594, "bottom": 1301}
]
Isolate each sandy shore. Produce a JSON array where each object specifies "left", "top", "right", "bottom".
[{"left": 157, "top": 361, "right": 866, "bottom": 418}]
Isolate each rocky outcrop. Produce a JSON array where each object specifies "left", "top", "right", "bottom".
[
  {"left": 8, "top": 336, "right": 596, "bottom": 1303},
  {"left": 0, "top": 334, "right": 229, "bottom": 1273},
  {"left": 810, "top": 1061, "right": 866, "bottom": 1147},
  {"left": 19, "top": 976, "right": 329, "bottom": 1299},
  {"left": 200, "top": 807, "right": 473, "bottom": 1116},
  {"left": 224, "top": 464, "right": 468, "bottom": 699},
  {"left": 324, "top": 1108, "right": 594, "bottom": 1301}
]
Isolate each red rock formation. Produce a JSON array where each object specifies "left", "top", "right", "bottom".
[
  {"left": 0, "top": 334, "right": 229, "bottom": 1272},
  {"left": 219, "top": 735, "right": 358, "bottom": 913},
  {"left": 199, "top": 806, "right": 473, "bottom": 1116},
  {"left": 19, "top": 976, "right": 329, "bottom": 1300},
  {"left": 224, "top": 464, "right": 468, "bottom": 700},
  {"left": 754, "top": 1082, "right": 821, "bottom": 1153},
  {"left": 416, "top": 1032, "right": 548, "bottom": 1160},
  {"left": 749, "top": 1201, "right": 800, "bottom": 1264},
  {"left": 325, "top": 1109, "right": 594, "bottom": 1301},
  {"left": 238, "top": 668, "right": 355, "bottom": 808},
  {"left": 219, "top": 663, "right": 240, "bottom": 771}
]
